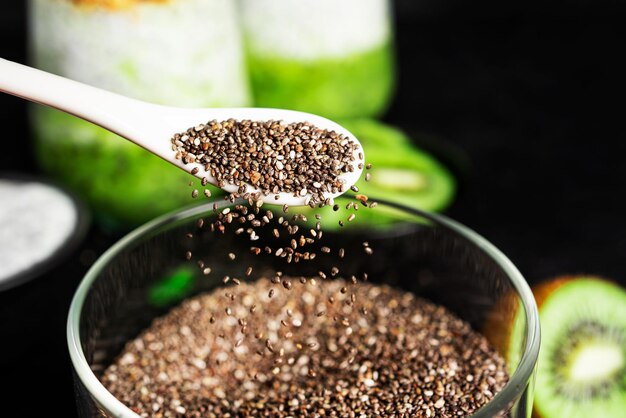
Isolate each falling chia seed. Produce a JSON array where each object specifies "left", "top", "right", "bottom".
[{"left": 102, "top": 278, "right": 509, "bottom": 417}]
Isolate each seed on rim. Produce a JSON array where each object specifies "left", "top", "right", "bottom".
[
  {"left": 330, "top": 267, "right": 339, "bottom": 276},
  {"left": 366, "top": 163, "right": 372, "bottom": 169},
  {"left": 202, "top": 267, "right": 212, "bottom": 275},
  {"left": 318, "top": 271, "right": 327, "bottom": 280},
  {"left": 364, "top": 247, "right": 374, "bottom": 255},
  {"left": 347, "top": 214, "right": 356, "bottom": 222},
  {"left": 228, "top": 253, "right": 236, "bottom": 260},
  {"left": 338, "top": 248, "right": 345, "bottom": 258},
  {"left": 232, "top": 278, "right": 241, "bottom": 286},
  {"left": 191, "top": 189, "right": 199, "bottom": 198},
  {"left": 365, "top": 173, "right": 371, "bottom": 182},
  {"left": 185, "top": 251, "right": 192, "bottom": 260},
  {"left": 321, "top": 246, "right": 331, "bottom": 254},
  {"left": 245, "top": 266, "right": 253, "bottom": 276}
]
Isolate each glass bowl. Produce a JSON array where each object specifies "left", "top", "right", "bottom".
[{"left": 68, "top": 197, "right": 540, "bottom": 417}]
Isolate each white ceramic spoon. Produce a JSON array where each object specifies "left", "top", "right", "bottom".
[{"left": 0, "top": 58, "right": 363, "bottom": 206}]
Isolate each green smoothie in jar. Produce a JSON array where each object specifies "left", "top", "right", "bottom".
[
  {"left": 240, "top": 0, "right": 395, "bottom": 119},
  {"left": 29, "top": 0, "right": 251, "bottom": 227}
]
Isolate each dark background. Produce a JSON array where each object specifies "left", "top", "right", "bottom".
[{"left": 1, "top": 1, "right": 625, "bottom": 416}]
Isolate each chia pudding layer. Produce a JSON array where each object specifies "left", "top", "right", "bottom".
[
  {"left": 30, "top": 0, "right": 250, "bottom": 106},
  {"left": 102, "top": 278, "right": 509, "bottom": 417},
  {"left": 239, "top": 0, "right": 395, "bottom": 119}
]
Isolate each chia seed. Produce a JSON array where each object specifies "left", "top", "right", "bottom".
[
  {"left": 171, "top": 120, "right": 361, "bottom": 205},
  {"left": 102, "top": 279, "right": 508, "bottom": 417}
]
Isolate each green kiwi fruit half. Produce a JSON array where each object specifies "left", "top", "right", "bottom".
[
  {"left": 490, "top": 276, "right": 626, "bottom": 418},
  {"left": 287, "top": 119, "right": 456, "bottom": 231}
]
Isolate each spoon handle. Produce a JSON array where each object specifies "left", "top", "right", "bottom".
[{"left": 0, "top": 58, "right": 151, "bottom": 141}]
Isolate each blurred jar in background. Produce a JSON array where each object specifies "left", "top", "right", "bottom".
[
  {"left": 240, "top": 0, "right": 395, "bottom": 119},
  {"left": 29, "top": 0, "right": 251, "bottom": 228}
]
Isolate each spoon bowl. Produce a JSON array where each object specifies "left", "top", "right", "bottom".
[{"left": 0, "top": 58, "right": 363, "bottom": 206}]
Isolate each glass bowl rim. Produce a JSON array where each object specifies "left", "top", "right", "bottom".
[{"left": 67, "top": 198, "right": 540, "bottom": 418}]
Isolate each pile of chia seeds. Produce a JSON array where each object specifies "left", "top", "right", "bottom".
[
  {"left": 102, "top": 278, "right": 509, "bottom": 417},
  {"left": 171, "top": 120, "right": 362, "bottom": 205},
  {"left": 101, "top": 119, "right": 509, "bottom": 417}
]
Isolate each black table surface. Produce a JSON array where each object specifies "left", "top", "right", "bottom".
[{"left": 1, "top": 2, "right": 625, "bottom": 416}]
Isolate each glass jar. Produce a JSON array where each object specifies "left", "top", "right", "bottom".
[
  {"left": 68, "top": 197, "right": 539, "bottom": 417},
  {"left": 28, "top": 0, "right": 251, "bottom": 227},
  {"left": 239, "top": 0, "right": 396, "bottom": 119}
]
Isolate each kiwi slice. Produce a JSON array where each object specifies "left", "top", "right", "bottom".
[
  {"left": 288, "top": 119, "right": 456, "bottom": 230},
  {"left": 489, "top": 276, "right": 626, "bottom": 418}
]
